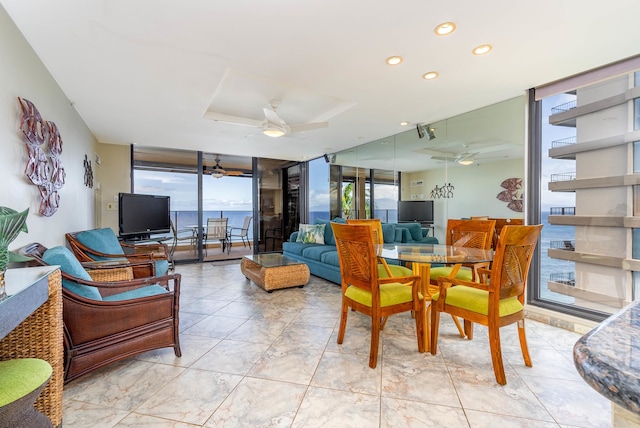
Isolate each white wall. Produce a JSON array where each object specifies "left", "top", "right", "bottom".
[
  {"left": 402, "top": 158, "right": 524, "bottom": 242},
  {"left": 0, "top": 6, "right": 97, "bottom": 250}
]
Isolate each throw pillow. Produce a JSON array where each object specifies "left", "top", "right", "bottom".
[{"left": 296, "top": 223, "right": 326, "bottom": 244}]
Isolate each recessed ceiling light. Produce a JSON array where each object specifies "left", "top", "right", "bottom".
[
  {"left": 386, "top": 56, "right": 403, "bottom": 65},
  {"left": 434, "top": 22, "right": 456, "bottom": 36},
  {"left": 422, "top": 71, "right": 439, "bottom": 80},
  {"left": 400, "top": 121, "right": 409, "bottom": 126},
  {"left": 472, "top": 44, "right": 493, "bottom": 55}
]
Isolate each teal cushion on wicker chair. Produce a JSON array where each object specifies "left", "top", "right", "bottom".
[
  {"left": 43, "top": 246, "right": 102, "bottom": 300},
  {"left": 103, "top": 284, "right": 168, "bottom": 301},
  {"left": 76, "top": 228, "right": 126, "bottom": 261}
]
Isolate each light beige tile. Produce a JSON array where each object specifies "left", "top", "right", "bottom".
[
  {"left": 381, "top": 398, "right": 469, "bottom": 428},
  {"left": 292, "top": 386, "right": 380, "bottom": 428},
  {"left": 248, "top": 343, "right": 323, "bottom": 384},
  {"left": 205, "top": 377, "right": 307, "bottom": 427},
  {"left": 135, "top": 368, "right": 242, "bottom": 426},
  {"left": 190, "top": 338, "right": 270, "bottom": 375},
  {"left": 311, "top": 351, "right": 381, "bottom": 395}
]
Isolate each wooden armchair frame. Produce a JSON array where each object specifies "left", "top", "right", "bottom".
[
  {"left": 66, "top": 228, "right": 169, "bottom": 278},
  {"left": 332, "top": 223, "right": 424, "bottom": 368},
  {"left": 430, "top": 225, "right": 542, "bottom": 384},
  {"left": 18, "top": 243, "right": 181, "bottom": 384}
]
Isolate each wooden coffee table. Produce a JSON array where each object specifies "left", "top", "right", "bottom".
[{"left": 240, "top": 254, "right": 310, "bottom": 292}]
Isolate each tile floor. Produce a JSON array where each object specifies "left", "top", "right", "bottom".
[{"left": 61, "top": 262, "right": 612, "bottom": 427}]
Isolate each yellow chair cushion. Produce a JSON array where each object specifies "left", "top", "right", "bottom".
[
  {"left": 432, "top": 285, "right": 523, "bottom": 317},
  {"left": 345, "top": 282, "right": 416, "bottom": 307},
  {"left": 430, "top": 266, "right": 473, "bottom": 282},
  {"left": 0, "top": 358, "right": 52, "bottom": 406},
  {"left": 378, "top": 264, "right": 413, "bottom": 278}
]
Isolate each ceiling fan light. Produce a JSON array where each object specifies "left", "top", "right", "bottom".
[
  {"left": 457, "top": 158, "right": 474, "bottom": 166},
  {"left": 263, "top": 127, "right": 285, "bottom": 138},
  {"left": 211, "top": 170, "right": 225, "bottom": 178}
]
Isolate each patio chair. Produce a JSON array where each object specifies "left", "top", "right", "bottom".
[{"left": 228, "top": 216, "right": 252, "bottom": 250}]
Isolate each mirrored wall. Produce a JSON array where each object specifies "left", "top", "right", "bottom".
[{"left": 330, "top": 96, "right": 526, "bottom": 242}]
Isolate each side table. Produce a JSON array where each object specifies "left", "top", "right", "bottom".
[
  {"left": 0, "top": 266, "right": 63, "bottom": 427},
  {"left": 241, "top": 254, "right": 309, "bottom": 292}
]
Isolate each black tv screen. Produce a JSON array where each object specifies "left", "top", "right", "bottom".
[
  {"left": 398, "top": 200, "right": 434, "bottom": 224},
  {"left": 118, "top": 193, "right": 170, "bottom": 239}
]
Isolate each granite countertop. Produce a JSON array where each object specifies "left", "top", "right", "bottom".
[{"left": 574, "top": 300, "right": 640, "bottom": 414}]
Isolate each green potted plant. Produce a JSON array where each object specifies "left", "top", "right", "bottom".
[{"left": 0, "top": 207, "right": 29, "bottom": 300}]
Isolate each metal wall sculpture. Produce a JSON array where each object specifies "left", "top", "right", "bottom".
[
  {"left": 430, "top": 182, "right": 455, "bottom": 199},
  {"left": 83, "top": 154, "right": 93, "bottom": 188},
  {"left": 497, "top": 177, "right": 523, "bottom": 212},
  {"left": 18, "top": 97, "right": 66, "bottom": 216}
]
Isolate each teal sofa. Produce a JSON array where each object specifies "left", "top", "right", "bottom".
[{"left": 282, "top": 218, "right": 438, "bottom": 284}]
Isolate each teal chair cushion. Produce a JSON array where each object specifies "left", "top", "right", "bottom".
[
  {"left": 155, "top": 259, "right": 169, "bottom": 276},
  {"left": 345, "top": 282, "right": 414, "bottom": 307},
  {"left": 432, "top": 285, "right": 523, "bottom": 317},
  {"left": 76, "top": 228, "right": 126, "bottom": 261},
  {"left": 0, "top": 358, "right": 52, "bottom": 406},
  {"left": 43, "top": 246, "right": 102, "bottom": 300},
  {"left": 103, "top": 284, "right": 168, "bottom": 301}
]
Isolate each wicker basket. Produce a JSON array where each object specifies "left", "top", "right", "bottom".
[
  {"left": 86, "top": 266, "right": 133, "bottom": 282},
  {"left": 0, "top": 269, "right": 63, "bottom": 427}
]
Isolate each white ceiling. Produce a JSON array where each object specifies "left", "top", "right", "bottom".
[{"left": 3, "top": 0, "right": 640, "bottom": 163}]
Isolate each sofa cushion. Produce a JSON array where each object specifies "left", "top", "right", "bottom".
[
  {"left": 296, "top": 223, "right": 326, "bottom": 244},
  {"left": 320, "top": 250, "right": 340, "bottom": 267},
  {"left": 43, "top": 246, "right": 102, "bottom": 300},
  {"left": 282, "top": 242, "right": 318, "bottom": 257},
  {"left": 314, "top": 218, "right": 336, "bottom": 246},
  {"left": 302, "top": 245, "right": 336, "bottom": 261},
  {"left": 398, "top": 223, "right": 422, "bottom": 242},
  {"left": 381, "top": 223, "right": 396, "bottom": 243}
]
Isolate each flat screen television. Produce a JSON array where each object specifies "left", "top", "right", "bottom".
[
  {"left": 118, "top": 193, "right": 171, "bottom": 240},
  {"left": 397, "top": 200, "right": 434, "bottom": 224}
]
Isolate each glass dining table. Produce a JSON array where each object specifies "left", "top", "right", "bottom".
[{"left": 380, "top": 243, "right": 494, "bottom": 351}]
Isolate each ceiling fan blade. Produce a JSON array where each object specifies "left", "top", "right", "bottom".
[
  {"left": 288, "top": 122, "right": 329, "bottom": 133},
  {"left": 203, "top": 111, "right": 263, "bottom": 127},
  {"left": 263, "top": 107, "right": 283, "bottom": 125},
  {"left": 225, "top": 170, "right": 245, "bottom": 176}
]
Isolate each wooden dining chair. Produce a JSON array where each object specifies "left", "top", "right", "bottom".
[
  {"left": 429, "top": 219, "right": 496, "bottom": 285},
  {"left": 332, "top": 223, "right": 425, "bottom": 368},
  {"left": 346, "top": 219, "right": 413, "bottom": 278},
  {"left": 430, "top": 224, "right": 543, "bottom": 385}
]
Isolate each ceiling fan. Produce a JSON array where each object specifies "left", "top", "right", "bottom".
[
  {"left": 207, "top": 156, "right": 245, "bottom": 179},
  {"left": 422, "top": 143, "right": 515, "bottom": 166},
  {"left": 204, "top": 100, "right": 328, "bottom": 137}
]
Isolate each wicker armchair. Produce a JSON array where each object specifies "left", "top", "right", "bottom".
[
  {"left": 66, "top": 228, "right": 170, "bottom": 278},
  {"left": 18, "top": 243, "right": 181, "bottom": 384}
]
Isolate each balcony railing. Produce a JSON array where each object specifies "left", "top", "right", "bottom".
[
  {"left": 550, "top": 172, "right": 576, "bottom": 182},
  {"left": 551, "top": 136, "right": 576, "bottom": 149},
  {"left": 549, "top": 207, "right": 575, "bottom": 215},
  {"left": 549, "top": 272, "right": 575, "bottom": 286},
  {"left": 551, "top": 100, "right": 577, "bottom": 114},
  {"left": 550, "top": 240, "right": 575, "bottom": 251}
]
